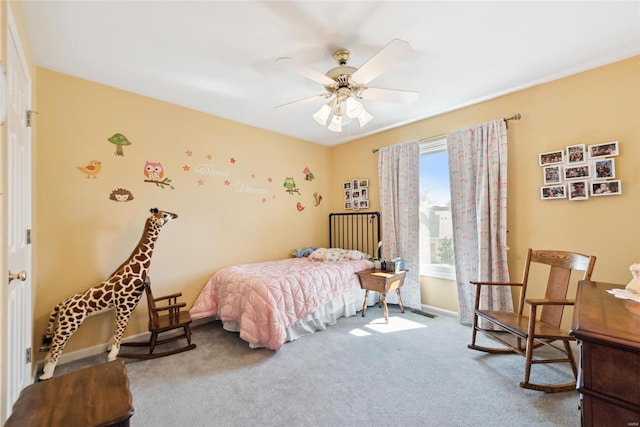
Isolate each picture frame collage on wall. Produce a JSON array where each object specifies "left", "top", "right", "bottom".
[
  {"left": 343, "top": 178, "right": 369, "bottom": 210},
  {"left": 539, "top": 140, "right": 621, "bottom": 201}
]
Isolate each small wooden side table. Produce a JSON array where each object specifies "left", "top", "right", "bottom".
[
  {"left": 356, "top": 268, "right": 406, "bottom": 323},
  {"left": 5, "top": 359, "right": 134, "bottom": 427}
]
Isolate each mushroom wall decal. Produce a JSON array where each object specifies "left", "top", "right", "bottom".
[{"left": 107, "top": 133, "right": 132, "bottom": 156}]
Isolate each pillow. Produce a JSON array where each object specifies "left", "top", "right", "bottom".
[
  {"left": 308, "top": 248, "right": 370, "bottom": 261},
  {"left": 342, "top": 249, "right": 370, "bottom": 260},
  {"left": 308, "top": 248, "right": 342, "bottom": 262}
]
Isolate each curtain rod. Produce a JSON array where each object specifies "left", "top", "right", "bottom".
[{"left": 371, "top": 113, "right": 521, "bottom": 153}]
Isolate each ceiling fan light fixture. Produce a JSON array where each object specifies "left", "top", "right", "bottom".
[
  {"left": 345, "top": 96, "right": 364, "bottom": 119},
  {"left": 276, "top": 39, "right": 416, "bottom": 134},
  {"left": 328, "top": 114, "right": 342, "bottom": 132},
  {"left": 313, "top": 102, "right": 332, "bottom": 126},
  {"left": 357, "top": 108, "right": 374, "bottom": 127}
]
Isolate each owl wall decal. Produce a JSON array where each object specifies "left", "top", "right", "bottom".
[
  {"left": 283, "top": 176, "right": 300, "bottom": 195},
  {"left": 144, "top": 161, "right": 164, "bottom": 181},
  {"left": 143, "top": 161, "right": 175, "bottom": 190}
]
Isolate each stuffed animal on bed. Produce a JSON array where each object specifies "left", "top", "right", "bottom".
[
  {"left": 626, "top": 263, "right": 640, "bottom": 294},
  {"left": 292, "top": 246, "right": 317, "bottom": 258}
]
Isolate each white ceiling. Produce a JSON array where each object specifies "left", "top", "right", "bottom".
[{"left": 20, "top": 1, "right": 640, "bottom": 147}]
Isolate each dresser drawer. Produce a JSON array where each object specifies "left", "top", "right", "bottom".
[
  {"left": 581, "top": 394, "right": 640, "bottom": 427},
  {"left": 581, "top": 340, "right": 640, "bottom": 407}
]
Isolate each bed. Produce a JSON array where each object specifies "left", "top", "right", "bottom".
[{"left": 189, "top": 212, "right": 380, "bottom": 349}]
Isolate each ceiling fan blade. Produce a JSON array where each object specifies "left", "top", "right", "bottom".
[
  {"left": 274, "top": 93, "right": 328, "bottom": 109},
  {"left": 351, "top": 39, "right": 413, "bottom": 85},
  {"left": 275, "top": 57, "right": 337, "bottom": 87},
  {"left": 359, "top": 87, "right": 419, "bottom": 103}
]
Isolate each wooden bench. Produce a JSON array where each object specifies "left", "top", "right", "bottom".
[{"left": 5, "top": 360, "right": 134, "bottom": 427}]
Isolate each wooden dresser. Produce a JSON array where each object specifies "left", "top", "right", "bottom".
[{"left": 570, "top": 280, "right": 640, "bottom": 427}]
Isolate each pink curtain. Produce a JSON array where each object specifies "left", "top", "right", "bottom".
[
  {"left": 378, "top": 140, "right": 420, "bottom": 309},
  {"left": 447, "top": 119, "right": 512, "bottom": 324}
]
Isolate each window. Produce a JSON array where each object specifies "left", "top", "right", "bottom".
[{"left": 419, "top": 138, "right": 455, "bottom": 280}]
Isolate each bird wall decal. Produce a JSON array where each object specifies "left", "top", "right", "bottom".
[{"left": 77, "top": 160, "right": 102, "bottom": 178}]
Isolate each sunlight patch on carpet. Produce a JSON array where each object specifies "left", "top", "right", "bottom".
[
  {"left": 349, "top": 328, "right": 372, "bottom": 337},
  {"left": 364, "top": 316, "right": 428, "bottom": 334}
]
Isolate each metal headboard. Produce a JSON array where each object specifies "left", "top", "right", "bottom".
[{"left": 329, "top": 212, "right": 381, "bottom": 259}]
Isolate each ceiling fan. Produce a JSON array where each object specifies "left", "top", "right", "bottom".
[{"left": 274, "top": 39, "right": 419, "bottom": 132}]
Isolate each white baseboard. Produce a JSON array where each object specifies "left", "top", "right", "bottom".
[
  {"left": 35, "top": 317, "right": 218, "bottom": 369},
  {"left": 420, "top": 304, "right": 458, "bottom": 319},
  {"left": 35, "top": 330, "right": 150, "bottom": 367}
]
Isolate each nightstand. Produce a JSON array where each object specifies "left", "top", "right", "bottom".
[{"left": 355, "top": 268, "right": 406, "bottom": 323}]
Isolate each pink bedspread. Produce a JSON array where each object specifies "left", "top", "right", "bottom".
[{"left": 190, "top": 257, "right": 373, "bottom": 350}]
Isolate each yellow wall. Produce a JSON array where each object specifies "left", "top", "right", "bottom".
[
  {"left": 35, "top": 68, "right": 332, "bottom": 354},
  {"left": 331, "top": 56, "right": 639, "bottom": 315},
  {"left": 34, "top": 57, "right": 640, "bottom": 357},
  {"left": 419, "top": 276, "right": 458, "bottom": 313},
  {"left": 23, "top": 23, "right": 640, "bottom": 358}
]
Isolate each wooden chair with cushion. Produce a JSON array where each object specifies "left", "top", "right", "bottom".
[
  {"left": 468, "top": 248, "right": 596, "bottom": 392},
  {"left": 119, "top": 278, "right": 196, "bottom": 359}
]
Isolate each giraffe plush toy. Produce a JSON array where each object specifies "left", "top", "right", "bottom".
[{"left": 39, "top": 208, "right": 178, "bottom": 380}]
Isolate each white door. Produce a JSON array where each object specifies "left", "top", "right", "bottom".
[{"left": 5, "top": 9, "right": 33, "bottom": 415}]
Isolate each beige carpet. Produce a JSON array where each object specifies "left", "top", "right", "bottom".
[{"left": 54, "top": 305, "right": 579, "bottom": 427}]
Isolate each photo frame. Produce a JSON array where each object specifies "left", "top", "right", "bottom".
[
  {"left": 540, "top": 185, "right": 566, "bottom": 200},
  {"left": 343, "top": 178, "right": 370, "bottom": 210},
  {"left": 593, "top": 158, "right": 615, "bottom": 180},
  {"left": 591, "top": 180, "right": 621, "bottom": 196},
  {"left": 588, "top": 141, "right": 619, "bottom": 158},
  {"left": 537, "top": 140, "right": 621, "bottom": 202},
  {"left": 568, "top": 180, "right": 589, "bottom": 201},
  {"left": 566, "top": 144, "right": 586, "bottom": 164},
  {"left": 563, "top": 164, "right": 590, "bottom": 181},
  {"left": 539, "top": 150, "right": 564, "bottom": 166},
  {"left": 542, "top": 165, "right": 562, "bottom": 185}
]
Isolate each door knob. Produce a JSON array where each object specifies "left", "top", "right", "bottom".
[{"left": 8, "top": 270, "right": 27, "bottom": 282}]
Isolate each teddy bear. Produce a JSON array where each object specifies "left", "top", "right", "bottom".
[
  {"left": 292, "top": 246, "right": 317, "bottom": 258},
  {"left": 626, "top": 263, "right": 640, "bottom": 294}
]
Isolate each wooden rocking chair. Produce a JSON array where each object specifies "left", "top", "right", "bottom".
[
  {"left": 119, "top": 278, "right": 196, "bottom": 359},
  {"left": 468, "top": 249, "right": 596, "bottom": 392}
]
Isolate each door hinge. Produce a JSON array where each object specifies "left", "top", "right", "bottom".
[
  {"left": 26, "top": 348, "right": 31, "bottom": 364},
  {"left": 26, "top": 110, "right": 38, "bottom": 127},
  {"left": 26, "top": 229, "right": 31, "bottom": 245}
]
